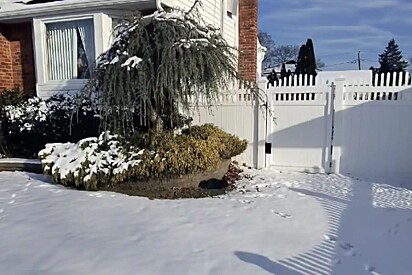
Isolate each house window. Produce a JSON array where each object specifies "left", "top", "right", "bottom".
[
  {"left": 226, "top": 0, "right": 238, "bottom": 18},
  {"left": 45, "top": 19, "right": 95, "bottom": 81}
]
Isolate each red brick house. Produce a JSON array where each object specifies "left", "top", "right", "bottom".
[{"left": 0, "top": 0, "right": 260, "bottom": 97}]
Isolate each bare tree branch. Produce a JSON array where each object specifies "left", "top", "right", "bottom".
[{"left": 272, "top": 45, "right": 300, "bottom": 65}]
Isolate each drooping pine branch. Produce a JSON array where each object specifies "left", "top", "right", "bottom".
[{"left": 82, "top": 0, "right": 263, "bottom": 136}]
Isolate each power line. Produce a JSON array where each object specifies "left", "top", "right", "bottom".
[
  {"left": 360, "top": 50, "right": 412, "bottom": 55},
  {"left": 362, "top": 59, "right": 378, "bottom": 63},
  {"left": 322, "top": 60, "right": 357, "bottom": 68},
  {"left": 318, "top": 52, "right": 356, "bottom": 58}
]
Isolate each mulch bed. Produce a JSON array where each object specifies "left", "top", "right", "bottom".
[{"left": 103, "top": 160, "right": 245, "bottom": 199}]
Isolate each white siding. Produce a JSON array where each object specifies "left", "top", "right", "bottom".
[
  {"left": 162, "top": 0, "right": 238, "bottom": 48},
  {"left": 187, "top": 85, "right": 266, "bottom": 168}
]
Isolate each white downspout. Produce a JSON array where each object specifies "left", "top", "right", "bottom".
[{"left": 220, "top": 0, "right": 225, "bottom": 36}]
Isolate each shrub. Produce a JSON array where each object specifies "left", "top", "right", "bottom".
[
  {"left": 129, "top": 124, "right": 247, "bottom": 179},
  {"left": 39, "top": 124, "right": 247, "bottom": 190},
  {"left": 0, "top": 88, "right": 27, "bottom": 106},
  {"left": 0, "top": 93, "right": 99, "bottom": 158},
  {"left": 182, "top": 124, "right": 248, "bottom": 159},
  {"left": 39, "top": 132, "right": 147, "bottom": 190}
]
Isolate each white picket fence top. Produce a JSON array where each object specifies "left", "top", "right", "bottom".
[{"left": 267, "top": 71, "right": 412, "bottom": 88}]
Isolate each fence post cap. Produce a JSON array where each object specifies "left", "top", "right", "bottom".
[{"left": 257, "top": 77, "right": 269, "bottom": 84}]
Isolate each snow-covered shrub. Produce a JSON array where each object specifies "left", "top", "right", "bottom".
[
  {"left": 0, "top": 93, "right": 99, "bottom": 158},
  {"left": 38, "top": 124, "right": 247, "bottom": 190},
  {"left": 39, "top": 132, "right": 148, "bottom": 190}
]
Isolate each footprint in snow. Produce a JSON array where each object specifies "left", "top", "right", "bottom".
[
  {"left": 89, "top": 193, "right": 104, "bottom": 198},
  {"left": 343, "top": 248, "right": 357, "bottom": 257},
  {"left": 339, "top": 242, "right": 354, "bottom": 250},
  {"left": 271, "top": 210, "right": 291, "bottom": 218},
  {"left": 34, "top": 184, "right": 52, "bottom": 188},
  {"left": 50, "top": 189, "right": 64, "bottom": 194},
  {"left": 239, "top": 199, "right": 253, "bottom": 204},
  {"left": 331, "top": 258, "right": 341, "bottom": 265},
  {"left": 324, "top": 234, "right": 338, "bottom": 243},
  {"left": 364, "top": 264, "right": 375, "bottom": 272},
  {"left": 389, "top": 223, "right": 401, "bottom": 234},
  {"left": 337, "top": 242, "right": 357, "bottom": 257}
]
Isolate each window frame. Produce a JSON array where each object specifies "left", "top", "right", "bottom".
[
  {"left": 44, "top": 18, "right": 95, "bottom": 81},
  {"left": 35, "top": 14, "right": 96, "bottom": 86},
  {"left": 226, "top": 0, "right": 238, "bottom": 20},
  {"left": 33, "top": 13, "right": 113, "bottom": 98}
]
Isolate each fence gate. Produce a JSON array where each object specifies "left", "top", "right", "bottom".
[
  {"left": 265, "top": 73, "right": 412, "bottom": 183},
  {"left": 265, "top": 84, "right": 334, "bottom": 173}
]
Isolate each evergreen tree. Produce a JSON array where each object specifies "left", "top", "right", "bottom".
[
  {"left": 304, "top": 38, "right": 317, "bottom": 76},
  {"left": 379, "top": 57, "right": 390, "bottom": 73},
  {"left": 280, "top": 63, "right": 287, "bottom": 79},
  {"left": 81, "top": 1, "right": 263, "bottom": 135},
  {"left": 378, "top": 38, "right": 408, "bottom": 72},
  {"left": 295, "top": 44, "right": 307, "bottom": 75}
]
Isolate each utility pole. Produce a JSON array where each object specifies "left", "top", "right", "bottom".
[{"left": 358, "top": 51, "right": 361, "bottom": 70}]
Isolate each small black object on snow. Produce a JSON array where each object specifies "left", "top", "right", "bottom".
[{"left": 199, "top": 178, "right": 228, "bottom": 190}]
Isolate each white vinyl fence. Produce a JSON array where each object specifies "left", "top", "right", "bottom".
[
  {"left": 265, "top": 84, "right": 333, "bottom": 173},
  {"left": 187, "top": 87, "right": 266, "bottom": 168},
  {"left": 266, "top": 71, "right": 412, "bottom": 183},
  {"left": 195, "top": 70, "right": 412, "bottom": 183}
]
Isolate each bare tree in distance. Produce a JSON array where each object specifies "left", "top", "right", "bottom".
[
  {"left": 258, "top": 30, "right": 325, "bottom": 71},
  {"left": 258, "top": 31, "right": 276, "bottom": 68},
  {"left": 272, "top": 45, "right": 300, "bottom": 65}
]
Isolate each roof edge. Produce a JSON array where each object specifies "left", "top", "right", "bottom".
[{"left": 0, "top": 0, "right": 157, "bottom": 21}]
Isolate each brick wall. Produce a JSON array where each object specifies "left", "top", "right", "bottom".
[
  {"left": 0, "top": 23, "right": 36, "bottom": 95},
  {"left": 238, "top": 0, "right": 258, "bottom": 82},
  {"left": 0, "top": 26, "right": 13, "bottom": 91}
]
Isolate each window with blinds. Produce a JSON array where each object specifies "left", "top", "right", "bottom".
[{"left": 45, "top": 19, "right": 95, "bottom": 81}]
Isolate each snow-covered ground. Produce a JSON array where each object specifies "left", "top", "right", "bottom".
[{"left": 0, "top": 169, "right": 411, "bottom": 275}]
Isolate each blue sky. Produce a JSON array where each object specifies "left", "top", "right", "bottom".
[{"left": 258, "top": 0, "right": 412, "bottom": 70}]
